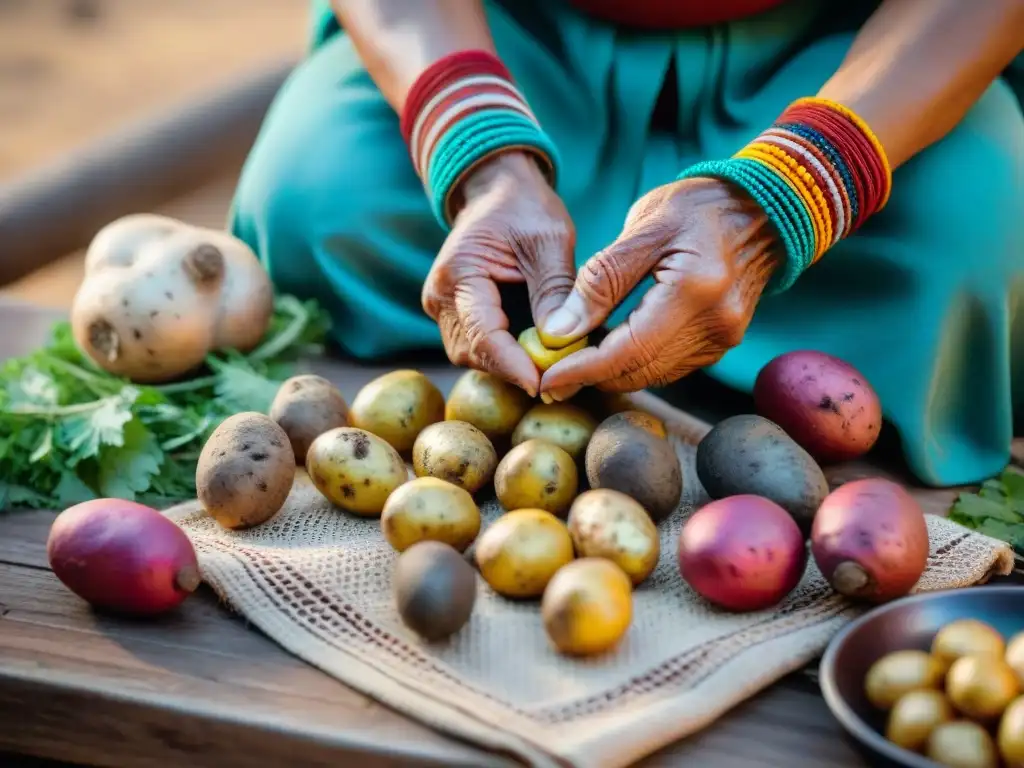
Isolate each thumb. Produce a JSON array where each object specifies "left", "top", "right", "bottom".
[
  {"left": 523, "top": 231, "right": 577, "bottom": 332},
  {"left": 540, "top": 231, "right": 661, "bottom": 345}
]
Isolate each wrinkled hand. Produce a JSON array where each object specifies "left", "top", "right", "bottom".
[
  {"left": 539, "top": 178, "right": 780, "bottom": 399},
  {"left": 422, "top": 152, "right": 575, "bottom": 397}
]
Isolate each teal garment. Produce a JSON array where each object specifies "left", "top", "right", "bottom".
[{"left": 230, "top": 0, "right": 1024, "bottom": 487}]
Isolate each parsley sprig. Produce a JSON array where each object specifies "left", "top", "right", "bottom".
[
  {"left": 948, "top": 467, "right": 1024, "bottom": 555},
  {"left": 0, "top": 295, "right": 330, "bottom": 511}
]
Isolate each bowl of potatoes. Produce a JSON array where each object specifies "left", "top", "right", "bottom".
[{"left": 820, "top": 585, "right": 1024, "bottom": 768}]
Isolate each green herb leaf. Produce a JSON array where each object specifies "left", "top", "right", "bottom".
[{"left": 948, "top": 467, "right": 1024, "bottom": 556}]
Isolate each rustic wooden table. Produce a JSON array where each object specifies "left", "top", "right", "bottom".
[{"left": 0, "top": 298, "right": 874, "bottom": 767}]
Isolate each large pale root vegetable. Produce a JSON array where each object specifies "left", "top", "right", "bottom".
[{"left": 71, "top": 214, "right": 275, "bottom": 383}]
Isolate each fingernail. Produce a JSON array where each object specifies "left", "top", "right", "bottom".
[
  {"left": 540, "top": 392, "right": 554, "bottom": 405},
  {"left": 542, "top": 294, "right": 585, "bottom": 339}
]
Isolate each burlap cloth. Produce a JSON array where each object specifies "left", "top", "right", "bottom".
[{"left": 164, "top": 392, "right": 1014, "bottom": 768}]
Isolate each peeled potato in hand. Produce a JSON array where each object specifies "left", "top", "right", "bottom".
[{"left": 518, "top": 327, "right": 588, "bottom": 371}]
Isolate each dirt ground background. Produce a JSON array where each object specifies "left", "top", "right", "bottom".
[{"left": 0, "top": 0, "right": 310, "bottom": 307}]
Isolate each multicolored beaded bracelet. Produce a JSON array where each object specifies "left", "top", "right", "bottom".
[
  {"left": 400, "top": 50, "right": 560, "bottom": 228},
  {"left": 677, "top": 97, "right": 891, "bottom": 292}
]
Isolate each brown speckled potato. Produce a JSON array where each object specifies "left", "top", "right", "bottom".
[
  {"left": 444, "top": 370, "right": 533, "bottom": 441},
  {"left": 567, "top": 489, "right": 660, "bottom": 585},
  {"left": 511, "top": 403, "right": 597, "bottom": 461},
  {"left": 381, "top": 477, "right": 481, "bottom": 552},
  {"left": 412, "top": 420, "right": 497, "bottom": 494},
  {"left": 306, "top": 427, "right": 408, "bottom": 517},
  {"left": 269, "top": 375, "right": 349, "bottom": 463},
  {"left": 494, "top": 439, "right": 578, "bottom": 517},
  {"left": 196, "top": 412, "right": 296, "bottom": 530},
  {"left": 475, "top": 509, "right": 575, "bottom": 599},
  {"left": 349, "top": 370, "right": 445, "bottom": 453}
]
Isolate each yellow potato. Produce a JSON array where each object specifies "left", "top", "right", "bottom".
[
  {"left": 864, "top": 650, "right": 945, "bottom": 710},
  {"left": 517, "top": 327, "right": 588, "bottom": 372},
  {"left": 946, "top": 654, "right": 1020, "bottom": 721},
  {"left": 444, "top": 370, "right": 533, "bottom": 441},
  {"left": 511, "top": 403, "right": 598, "bottom": 461},
  {"left": 381, "top": 477, "right": 481, "bottom": 553},
  {"left": 494, "top": 440, "right": 578, "bottom": 516},
  {"left": 567, "top": 489, "right": 660, "bottom": 585},
  {"left": 1005, "top": 631, "right": 1024, "bottom": 686},
  {"left": 306, "top": 427, "right": 408, "bottom": 517},
  {"left": 931, "top": 619, "right": 1005, "bottom": 671},
  {"left": 349, "top": 370, "right": 445, "bottom": 453},
  {"left": 542, "top": 558, "right": 633, "bottom": 656},
  {"left": 998, "top": 695, "right": 1024, "bottom": 767},
  {"left": 885, "top": 690, "right": 954, "bottom": 753},
  {"left": 926, "top": 721, "right": 998, "bottom": 768},
  {"left": 412, "top": 420, "right": 497, "bottom": 494},
  {"left": 475, "top": 509, "right": 575, "bottom": 598}
]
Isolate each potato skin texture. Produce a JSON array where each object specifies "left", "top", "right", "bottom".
[
  {"left": 475, "top": 509, "right": 575, "bottom": 598},
  {"left": 599, "top": 410, "right": 667, "bottom": 439},
  {"left": 196, "top": 412, "right": 295, "bottom": 530},
  {"left": 412, "top": 421, "right": 497, "bottom": 494},
  {"left": 542, "top": 558, "right": 633, "bottom": 656},
  {"left": 517, "top": 327, "right": 588, "bottom": 371},
  {"left": 349, "top": 370, "right": 445, "bottom": 453},
  {"left": 306, "top": 427, "right": 408, "bottom": 517},
  {"left": 511, "top": 403, "right": 597, "bottom": 461},
  {"left": 269, "top": 375, "right": 349, "bottom": 463},
  {"left": 381, "top": 477, "right": 481, "bottom": 553},
  {"left": 494, "top": 440, "right": 578, "bottom": 517},
  {"left": 567, "top": 489, "right": 660, "bottom": 585},
  {"left": 394, "top": 541, "right": 477, "bottom": 641},
  {"left": 585, "top": 413, "right": 682, "bottom": 523},
  {"left": 444, "top": 370, "right": 533, "bottom": 441}
]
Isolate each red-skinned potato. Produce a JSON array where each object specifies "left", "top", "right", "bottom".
[
  {"left": 71, "top": 214, "right": 275, "bottom": 383},
  {"left": 811, "top": 478, "right": 929, "bottom": 604},
  {"left": 678, "top": 495, "right": 807, "bottom": 612},
  {"left": 47, "top": 499, "right": 200, "bottom": 616},
  {"left": 753, "top": 350, "right": 882, "bottom": 463}
]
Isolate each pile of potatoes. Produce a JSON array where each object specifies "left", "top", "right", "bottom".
[
  {"left": 193, "top": 365, "right": 682, "bottom": 657},
  {"left": 865, "top": 618, "right": 1024, "bottom": 767}
]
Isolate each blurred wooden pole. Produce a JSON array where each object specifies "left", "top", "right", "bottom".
[{"left": 0, "top": 57, "right": 295, "bottom": 286}]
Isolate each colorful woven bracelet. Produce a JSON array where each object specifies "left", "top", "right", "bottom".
[
  {"left": 676, "top": 97, "right": 891, "bottom": 292},
  {"left": 400, "top": 50, "right": 560, "bottom": 228}
]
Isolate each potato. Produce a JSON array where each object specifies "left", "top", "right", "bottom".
[
  {"left": 585, "top": 411, "right": 682, "bottom": 523},
  {"left": 696, "top": 414, "right": 829, "bottom": 535},
  {"left": 494, "top": 440, "right": 578, "bottom": 516},
  {"left": 394, "top": 541, "right": 477, "bottom": 641},
  {"left": 445, "top": 370, "right": 533, "bottom": 442},
  {"left": 269, "top": 375, "right": 350, "bottom": 463},
  {"left": 567, "top": 489, "right": 660, "bottom": 585},
  {"left": 412, "top": 420, "right": 497, "bottom": 494},
  {"left": 864, "top": 650, "right": 946, "bottom": 710},
  {"left": 542, "top": 558, "right": 633, "bottom": 656},
  {"left": 886, "top": 690, "right": 954, "bottom": 752},
  {"left": 927, "top": 721, "right": 998, "bottom": 768},
  {"left": 946, "top": 655, "right": 1020, "bottom": 721},
  {"left": 306, "top": 427, "right": 408, "bottom": 517},
  {"left": 753, "top": 350, "right": 882, "bottom": 463},
  {"left": 381, "top": 477, "right": 481, "bottom": 553},
  {"left": 511, "top": 403, "right": 597, "bottom": 461},
  {"left": 475, "top": 509, "right": 575, "bottom": 598},
  {"left": 599, "top": 410, "right": 667, "bottom": 439},
  {"left": 71, "top": 214, "right": 274, "bottom": 383},
  {"left": 349, "top": 370, "right": 445, "bottom": 453},
  {"left": 517, "top": 327, "right": 588, "bottom": 371},
  {"left": 196, "top": 412, "right": 295, "bottom": 529}
]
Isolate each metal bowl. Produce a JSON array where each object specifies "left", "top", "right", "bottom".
[{"left": 819, "top": 585, "right": 1024, "bottom": 767}]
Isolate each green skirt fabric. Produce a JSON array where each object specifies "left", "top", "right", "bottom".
[{"left": 230, "top": 0, "right": 1024, "bottom": 486}]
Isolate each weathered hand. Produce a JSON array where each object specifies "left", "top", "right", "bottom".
[
  {"left": 421, "top": 151, "right": 575, "bottom": 397},
  {"left": 538, "top": 178, "right": 780, "bottom": 399}
]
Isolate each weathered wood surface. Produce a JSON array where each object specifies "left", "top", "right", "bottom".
[{"left": 0, "top": 295, "right": 964, "bottom": 767}]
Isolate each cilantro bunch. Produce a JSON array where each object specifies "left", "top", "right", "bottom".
[
  {"left": 0, "top": 295, "right": 330, "bottom": 511},
  {"left": 949, "top": 468, "right": 1024, "bottom": 555}
]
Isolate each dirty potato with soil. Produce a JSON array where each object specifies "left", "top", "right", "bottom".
[
  {"left": 196, "top": 412, "right": 295, "bottom": 530},
  {"left": 567, "top": 489, "right": 660, "bottom": 586},
  {"left": 394, "top": 541, "right": 478, "bottom": 641},
  {"left": 511, "top": 403, "right": 597, "bottom": 462},
  {"left": 269, "top": 374, "right": 350, "bottom": 463},
  {"left": 475, "top": 509, "right": 575, "bottom": 599},
  {"left": 445, "top": 370, "right": 533, "bottom": 442},
  {"left": 381, "top": 477, "right": 481, "bottom": 553},
  {"left": 494, "top": 439, "right": 578, "bottom": 517},
  {"left": 349, "top": 370, "right": 445, "bottom": 453},
  {"left": 412, "top": 420, "right": 497, "bottom": 494},
  {"left": 306, "top": 427, "right": 408, "bottom": 517}
]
